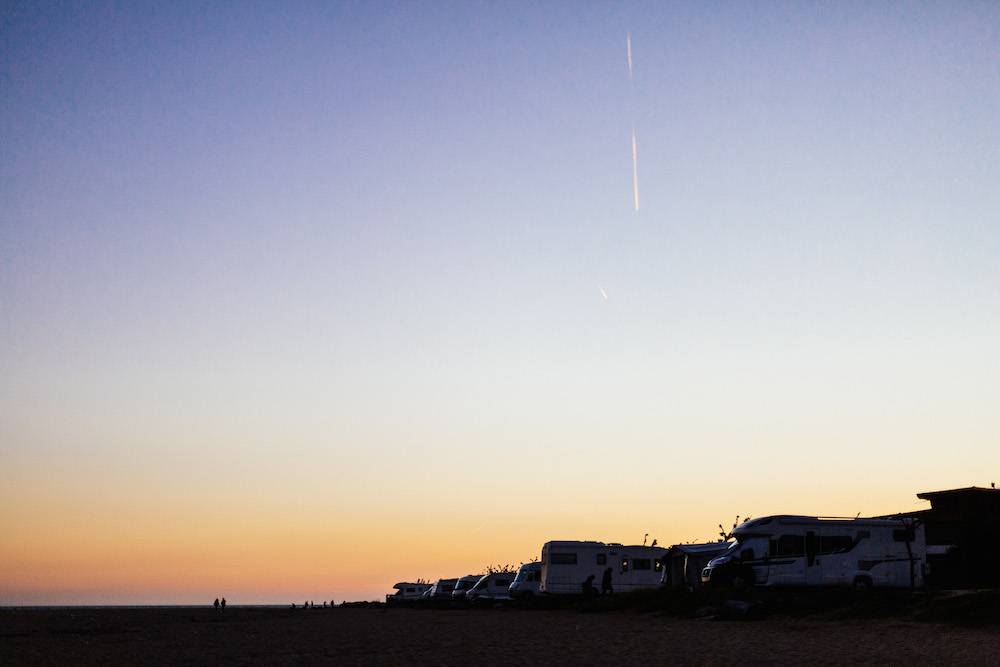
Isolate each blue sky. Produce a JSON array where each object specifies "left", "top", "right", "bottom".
[{"left": 2, "top": 2, "right": 999, "bottom": 603}]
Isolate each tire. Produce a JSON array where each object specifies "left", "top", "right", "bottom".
[
  {"left": 853, "top": 576, "right": 872, "bottom": 592},
  {"left": 730, "top": 566, "right": 754, "bottom": 591}
]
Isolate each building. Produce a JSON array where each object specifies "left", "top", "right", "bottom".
[{"left": 911, "top": 486, "right": 1000, "bottom": 589}]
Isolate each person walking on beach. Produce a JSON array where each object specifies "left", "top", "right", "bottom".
[
  {"left": 220, "top": 597, "right": 226, "bottom": 611},
  {"left": 214, "top": 598, "right": 220, "bottom": 611},
  {"left": 601, "top": 567, "right": 613, "bottom": 596}
]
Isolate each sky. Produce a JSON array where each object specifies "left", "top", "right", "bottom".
[{"left": 2, "top": 1, "right": 998, "bottom": 605}]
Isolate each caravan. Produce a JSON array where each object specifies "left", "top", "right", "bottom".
[
  {"left": 701, "top": 515, "right": 925, "bottom": 589},
  {"left": 540, "top": 541, "right": 667, "bottom": 595}
]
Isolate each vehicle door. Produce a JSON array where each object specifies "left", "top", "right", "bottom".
[
  {"left": 773, "top": 533, "right": 806, "bottom": 584},
  {"left": 804, "top": 531, "right": 823, "bottom": 585}
]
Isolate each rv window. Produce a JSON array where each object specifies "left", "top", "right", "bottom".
[
  {"left": 633, "top": 559, "right": 651, "bottom": 571},
  {"left": 496, "top": 578, "right": 510, "bottom": 587},
  {"left": 550, "top": 553, "right": 577, "bottom": 565},
  {"left": 820, "top": 536, "right": 854, "bottom": 554},
  {"left": 597, "top": 554, "right": 607, "bottom": 565},
  {"left": 893, "top": 527, "right": 915, "bottom": 542},
  {"left": 776, "top": 534, "right": 805, "bottom": 557},
  {"left": 620, "top": 557, "right": 629, "bottom": 572}
]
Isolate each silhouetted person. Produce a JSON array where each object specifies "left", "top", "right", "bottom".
[
  {"left": 602, "top": 567, "right": 613, "bottom": 595},
  {"left": 582, "top": 574, "right": 598, "bottom": 599},
  {"left": 220, "top": 597, "right": 226, "bottom": 611},
  {"left": 214, "top": 598, "right": 220, "bottom": 611}
]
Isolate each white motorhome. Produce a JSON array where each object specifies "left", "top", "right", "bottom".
[
  {"left": 386, "top": 581, "right": 432, "bottom": 604},
  {"left": 508, "top": 562, "right": 542, "bottom": 600},
  {"left": 701, "top": 515, "right": 925, "bottom": 590},
  {"left": 540, "top": 541, "right": 668, "bottom": 595},
  {"left": 466, "top": 572, "right": 515, "bottom": 604}
]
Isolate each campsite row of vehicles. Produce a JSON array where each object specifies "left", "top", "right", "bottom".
[{"left": 388, "top": 514, "right": 926, "bottom": 605}]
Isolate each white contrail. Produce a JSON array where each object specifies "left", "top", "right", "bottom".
[
  {"left": 627, "top": 31, "right": 633, "bottom": 79},
  {"left": 599, "top": 285, "right": 608, "bottom": 300}
]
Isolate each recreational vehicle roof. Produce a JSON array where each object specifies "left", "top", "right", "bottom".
[
  {"left": 663, "top": 542, "right": 732, "bottom": 556},
  {"left": 734, "top": 515, "right": 917, "bottom": 536}
]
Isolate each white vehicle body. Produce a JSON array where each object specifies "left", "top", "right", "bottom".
[
  {"left": 508, "top": 562, "right": 541, "bottom": 599},
  {"left": 466, "top": 572, "right": 515, "bottom": 603},
  {"left": 451, "top": 574, "right": 481, "bottom": 601},
  {"left": 701, "top": 515, "right": 925, "bottom": 589},
  {"left": 386, "top": 581, "right": 431, "bottom": 603},
  {"left": 540, "top": 541, "right": 668, "bottom": 595},
  {"left": 426, "top": 578, "right": 458, "bottom": 601}
]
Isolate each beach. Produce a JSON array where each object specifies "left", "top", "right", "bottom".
[{"left": 3, "top": 603, "right": 998, "bottom": 665}]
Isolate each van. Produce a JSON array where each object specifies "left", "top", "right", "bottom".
[
  {"left": 701, "top": 515, "right": 925, "bottom": 589},
  {"left": 451, "top": 574, "right": 481, "bottom": 601},
  {"left": 508, "top": 562, "right": 542, "bottom": 600},
  {"left": 425, "top": 578, "right": 458, "bottom": 602},
  {"left": 466, "top": 572, "right": 515, "bottom": 604}
]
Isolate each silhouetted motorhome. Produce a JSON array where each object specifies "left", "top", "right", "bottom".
[
  {"left": 540, "top": 541, "right": 667, "bottom": 595},
  {"left": 386, "top": 581, "right": 431, "bottom": 604}
]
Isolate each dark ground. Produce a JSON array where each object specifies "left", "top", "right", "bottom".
[{"left": 3, "top": 590, "right": 999, "bottom": 665}]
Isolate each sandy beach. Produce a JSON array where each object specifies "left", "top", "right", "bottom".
[{"left": 3, "top": 601, "right": 998, "bottom": 666}]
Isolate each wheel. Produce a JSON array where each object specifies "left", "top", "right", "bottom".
[
  {"left": 853, "top": 576, "right": 872, "bottom": 591},
  {"left": 730, "top": 574, "right": 747, "bottom": 591}
]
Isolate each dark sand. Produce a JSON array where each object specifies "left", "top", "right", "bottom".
[{"left": 3, "top": 604, "right": 998, "bottom": 666}]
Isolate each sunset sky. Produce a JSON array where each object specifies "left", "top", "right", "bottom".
[{"left": 3, "top": 2, "right": 999, "bottom": 605}]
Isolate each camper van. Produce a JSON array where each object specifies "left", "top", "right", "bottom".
[
  {"left": 386, "top": 581, "right": 432, "bottom": 604},
  {"left": 451, "top": 574, "right": 482, "bottom": 601},
  {"left": 465, "top": 572, "right": 515, "bottom": 604},
  {"left": 508, "top": 562, "right": 542, "bottom": 600},
  {"left": 540, "top": 541, "right": 668, "bottom": 595},
  {"left": 701, "top": 515, "right": 925, "bottom": 590},
  {"left": 425, "top": 578, "right": 458, "bottom": 602}
]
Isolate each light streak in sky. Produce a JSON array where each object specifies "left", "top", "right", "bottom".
[
  {"left": 599, "top": 285, "right": 608, "bottom": 300},
  {"left": 627, "top": 32, "right": 633, "bottom": 79},
  {"left": 628, "top": 31, "right": 639, "bottom": 212}
]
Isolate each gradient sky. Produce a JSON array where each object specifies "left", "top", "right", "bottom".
[{"left": 2, "top": 1, "right": 998, "bottom": 605}]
